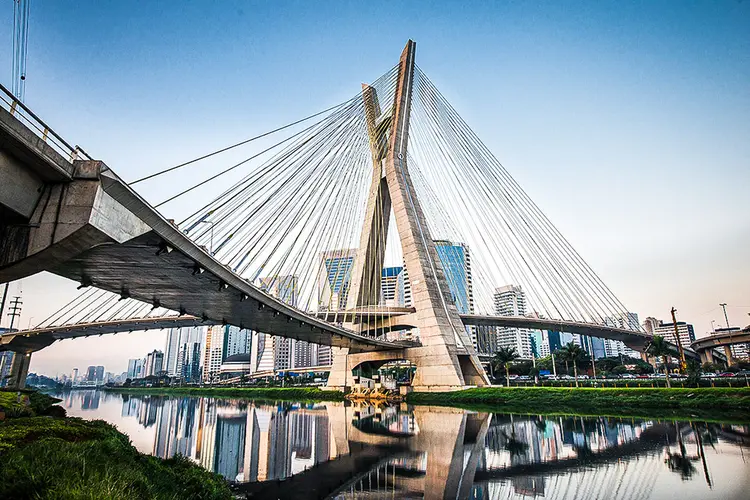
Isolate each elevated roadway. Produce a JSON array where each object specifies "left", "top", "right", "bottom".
[{"left": 691, "top": 326, "right": 750, "bottom": 364}]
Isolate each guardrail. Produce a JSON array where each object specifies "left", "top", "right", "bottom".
[{"left": 0, "top": 83, "right": 93, "bottom": 164}]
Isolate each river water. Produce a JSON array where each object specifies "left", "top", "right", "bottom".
[{"left": 54, "top": 390, "right": 749, "bottom": 499}]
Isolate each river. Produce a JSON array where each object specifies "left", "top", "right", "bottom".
[{"left": 54, "top": 390, "right": 750, "bottom": 499}]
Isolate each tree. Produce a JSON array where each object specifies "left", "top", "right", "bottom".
[
  {"left": 555, "top": 349, "right": 571, "bottom": 376},
  {"left": 493, "top": 346, "right": 519, "bottom": 387},
  {"left": 612, "top": 365, "right": 628, "bottom": 375},
  {"left": 647, "top": 335, "right": 674, "bottom": 388},
  {"left": 558, "top": 342, "right": 585, "bottom": 387},
  {"left": 685, "top": 359, "right": 702, "bottom": 387}
]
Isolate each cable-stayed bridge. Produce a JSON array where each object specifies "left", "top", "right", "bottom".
[{"left": 0, "top": 40, "right": 674, "bottom": 389}]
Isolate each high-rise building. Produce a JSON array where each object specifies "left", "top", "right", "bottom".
[
  {"left": 494, "top": 285, "right": 533, "bottom": 358},
  {"left": 547, "top": 331, "right": 562, "bottom": 353},
  {"left": 203, "top": 326, "right": 225, "bottom": 382},
  {"left": 530, "top": 330, "right": 551, "bottom": 358},
  {"left": 86, "top": 365, "right": 105, "bottom": 382},
  {"left": 434, "top": 240, "right": 474, "bottom": 314},
  {"left": 602, "top": 312, "right": 641, "bottom": 358},
  {"left": 434, "top": 240, "right": 476, "bottom": 350},
  {"left": 145, "top": 350, "right": 164, "bottom": 377},
  {"left": 316, "top": 345, "right": 332, "bottom": 366},
  {"left": 381, "top": 266, "right": 402, "bottom": 306},
  {"left": 653, "top": 321, "right": 696, "bottom": 350},
  {"left": 398, "top": 261, "right": 412, "bottom": 307},
  {"left": 182, "top": 342, "right": 202, "bottom": 382},
  {"left": 127, "top": 359, "right": 140, "bottom": 379},
  {"left": 71, "top": 367, "right": 79, "bottom": 383},
  {"left": 173, "top": 326, "right": 204, "bottom": 381},
  {"left": 580, "top": 335, "right": 606, "bottom": 359},
  {"left": 223, "top": 326, "right": 251, "bottom": 360},
  {"left": 317, "top": 249, "right": 356, "bottom": 311},
  {"left": 475, "top": 325, "right": 498, "bottom": 355},
  {"left": 642, "top": 317, "right": 660, "bottom": 335},
  {"left": 260, "top": 275, "right": 309, "bottom": 370},
  {"left": 165, "top": 328, "right": 182, "bottom": 377}
]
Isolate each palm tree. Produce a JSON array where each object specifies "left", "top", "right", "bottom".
[
  {"left": 559, "top": 342, "right": 584, "bottom": 387},
  {"left": 647, "top": 335, "right": 674, "bottom": 388},
  {"left": 493, "top": 346, "right": 519, "bottom": 387}
]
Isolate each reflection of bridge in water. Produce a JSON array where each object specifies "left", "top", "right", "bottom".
[{"left": 96, "top": 392, "right": 750, "bottom": 499}]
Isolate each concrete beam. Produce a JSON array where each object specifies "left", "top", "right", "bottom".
[{"left": 0, "top": 160, "right": 151, "bottom": 280}]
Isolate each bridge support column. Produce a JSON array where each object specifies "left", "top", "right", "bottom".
[
  {"left": 724, "top": 346, "right": 735, "bottom": 366},
  {"left": 326, "top": 347, "right": 352, "bottom": 392},
  {"left": 699, "top": 348, "right": 714, "bottom": 365},
  {"left": 7, "top": 352, "right": 31, "bottom": 390}
]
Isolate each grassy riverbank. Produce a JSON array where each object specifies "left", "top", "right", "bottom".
[
  {"left": 406, "top": 387, "right": 750, "bottom": 421},
  {"left": 108, "top": 386, "right": 346, "bottom": 401},
  {"left": 0, "top": 390, "right": 232, "bottom": 499}
]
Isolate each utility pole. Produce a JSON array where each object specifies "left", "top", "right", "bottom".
[
  {"left": 719, "top": 303, "right": 730, "bottom": 329},
  {"left": 670, "top": 307, "right": 686, "bottom": 372},
  {"left": 719, "top": 303, "right": 735, "bottom": 365},
  {"left": 7, "top": 296, "right": 22, "bottom": 330}
]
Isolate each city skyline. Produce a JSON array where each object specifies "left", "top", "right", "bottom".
[{"left": 0, "top": 1, "right": 747, "bottom": 376}]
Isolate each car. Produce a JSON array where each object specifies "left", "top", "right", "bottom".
[
  {"left": 620, "top": 374, "right": 635, "bottom": 379},
  {"left": 545, "top": 375, "right": 560, "bottom": 380},
  {"left": 718, "top": 372, "right": 736, "bottom": 377},
  {"left": 701, "top": 372, "right": 717, "bottom": 378},
  {"left": 578, "top": 375, "right": 590, "bottom": 380},
  {"left": 518, "top": 375, "right": 531, "bottom": 380},
  {"left": 636, "top": 374, "right": 650, "bottom": 379}
]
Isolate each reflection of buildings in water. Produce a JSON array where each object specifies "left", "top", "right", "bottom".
[
  {"left": 137, "top": 396, "right": 162, "bottom": 428},
  {"left": 121, "top": 396, "right": 140, "bottom": 417},
  {"left": 80, "top": 391, "right": 100, "bottom": 410},
  {"left": 153, "top": 397, "right": 199, "bottom": 460},
  {"left": 484, "top": 416, "right": 651, "bottom": 472},
  {"left": 215, "top": 412, "right": 247, "bottom": 481},
  {"left": 62, "top": 391, "right": 101, "bottom": 410},
  {"left": 478, "top": 458, "right": 660, "bottom": 500},
  {"left": 132, "top": 396, "right": 333, "bottom": 483}
]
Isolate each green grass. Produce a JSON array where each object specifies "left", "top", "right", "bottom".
[
  {"left": 108, "top": 386, "right": 345, "bottom": 402},
  {"left": 406, "top": 387, "right": 750, "bottom": 422},
  {"left": 0, "top": 417, "right": 232, "bottom": 499},
  {"left": 0, "top": 390, "right": 62, "bottom": 418}
]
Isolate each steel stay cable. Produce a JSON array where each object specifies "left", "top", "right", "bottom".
[
  {"left": 418, "top": 71, "right": 616, "bottom": 324},
  {"left": 418, "top": 67, "right": 633, "bottom": 325},
  {"left": 415, "top": 80, "right": 573, "bottom": 322},
  {"left": 411, "top": 80, "right": 559, "bottom": 320},
  {"left": 130, "top": 98, "right": 358, "bottom": 185},
  {"left": 183, "top": 95, "right": 366, "bottom": 238}
]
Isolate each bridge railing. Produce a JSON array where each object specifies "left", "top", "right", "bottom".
[{"left": 0, "top": 83, "right": 92, "bottom": 164}]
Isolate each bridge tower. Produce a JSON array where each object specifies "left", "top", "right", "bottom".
[{"left": 326, "top": 41, "right": 489, "bottom": 391}]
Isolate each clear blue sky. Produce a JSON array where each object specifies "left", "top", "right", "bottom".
[{"left": 1, "top": 1, "right": 748, "bottom": 376}]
